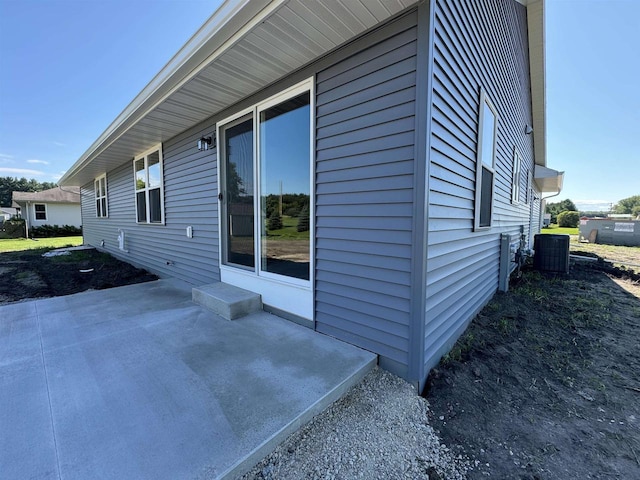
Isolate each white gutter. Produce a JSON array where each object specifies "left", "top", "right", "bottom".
[{"left": 534, "top": 165, "right": 564, "bottom": 196}]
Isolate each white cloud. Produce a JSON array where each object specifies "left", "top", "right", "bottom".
[
  {"left": 575, "top": 200, "right": 613, "bottom": 212},
  {"left": 0, "top": 153, "right": 14, "bottom": 163},
  {"left": 53, "top": 142, "right": 66, "bottom": 147},
  {"left": 27, "top": 159, "right": 49, "bottom": 165},
  {"left": 0, "top": 167, "right": 45, "bottom": 176},
  {"left": 575, "top": 199, "right": 612, "bottom": 205}
]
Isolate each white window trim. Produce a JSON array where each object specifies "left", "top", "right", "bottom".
[
  {"left": 34, "top": 203, "right": 47, "bottom": 221},
  {"left": 216, "top": 78, "right": 315, "bottom": 319},
  {"left": 133, "top": 143, "right": 165, "bottom": 225},
  {"left": 474, "top": 88, "right": 498, "bottom": 231},
  {"left": 95, "top": 173, "right": 108, "bottom": 218},
  {"left": 511, "top": 147, "right": 521, "bottom": 204}
]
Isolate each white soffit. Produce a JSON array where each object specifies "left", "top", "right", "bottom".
[{"left": 60, "top": 0, "right": 416, "bottom": 186}]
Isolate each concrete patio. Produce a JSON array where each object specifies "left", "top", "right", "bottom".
[{"left": 0, "top": 279, "right": 375, "bottom": 480}]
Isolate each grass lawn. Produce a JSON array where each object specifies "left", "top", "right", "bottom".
[
  {"left": 0, "top": 236, "right": 83, "bottom": 253},
  {"left": 266, "top": 216, "right": 309, "bottom": 240},
  {"left": 538, "top": 225, "right": 639, "bottom": 272},
  {"left": 539, "top": 224, "right": 578, "bottom": 235}
]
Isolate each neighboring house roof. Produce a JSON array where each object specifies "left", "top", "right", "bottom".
[
  {"left": 12, "top": 186, "right": 81, "bottom": 204},
  {"left": 59, "top": 0, "right": 547, "bottom": 187},
  {"left": 0, "top": 207, "right": 18, "bottom": 216}
]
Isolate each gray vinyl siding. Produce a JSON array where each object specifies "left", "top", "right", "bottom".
[
  {"left": 530, "top": 189, "right": 542, "bottom": 246},
  {"left": 315, "top": 12, "right": 417, "bottom": 374},
  {"left": 424, "top": 0, "right": 535, "bottom": 373},
  {"left": 80, "top": 120, "right": 219, "bottom": 285}
]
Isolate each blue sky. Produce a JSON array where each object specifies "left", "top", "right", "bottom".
[
  {"left": 546, "top": 0, "right": 639, "bottom": 211},
  {"left": 0, "top": 0, "right": 638, "bottom": 211},
  {"left": 0, "top": 0, "right": 220, "bottom": 183}
]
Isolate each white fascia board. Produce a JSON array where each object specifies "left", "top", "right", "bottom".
[
  {"left": 526, "top": 0, "right": 547, "bottom": 167},
  {"left": 59, "top": 0, "right": 285, "bottom": 186}
]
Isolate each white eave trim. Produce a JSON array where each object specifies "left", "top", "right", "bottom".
[
  {"left": 534, "top": 165, "right": 564, "bottom": 194},
  {"left": 526, "top": 0, "right": 546, "bottom": 167},
  {"left": 59, "top": 0, "right": 283, "bottom": 186}
]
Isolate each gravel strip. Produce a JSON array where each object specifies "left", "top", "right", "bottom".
[{"left": 239, "top": 367, "right": 469, "bottom": 480}]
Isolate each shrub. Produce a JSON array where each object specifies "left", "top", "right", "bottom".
[
  {"left": 267, "top": 212, "right": 282, "bottom": 231},
  {"left": 1, "top": 218, "right": 26, "bottom": 238},
  {"left": 557, "top": 210, "right": 580, "bottom": 228},
  {"left": 283, "top": 206, "right": 300, "bottom": 217},
  {"left": 297, "top": 205, "right": 310, "bottom": 232},
  {"left": 30, "top": 224, "right": 82, "bottom": 238}
]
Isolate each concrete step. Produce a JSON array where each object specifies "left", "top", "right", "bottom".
[{"left": 192, "top": 282, "right": 262, "bottom": 320}]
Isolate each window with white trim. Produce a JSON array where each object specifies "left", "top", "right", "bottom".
[
  {"left": 512, "top": 148, "right": 521, "bottom": 204},
  {"left": 95, "top": 174, "right": 108, "bottom": 218},
  {"left": 474, "top": 89, "right": 498, "bottom": 230},
  {"left": 134, "top": 145, "right": 164, "bottom": 224},
  {"left": 34, "top": 203, "right": 47, "bottom": 220}
]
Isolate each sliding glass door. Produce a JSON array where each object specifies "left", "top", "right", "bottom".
[
  {"left": 220, "top": 116, "right": 254, "bottom": 269},
  {"left": 219, "top": 80, "right": 312, "bottom": 288},
  {"left": 259, "top": 91, "right": 310, "bottom": 280}
]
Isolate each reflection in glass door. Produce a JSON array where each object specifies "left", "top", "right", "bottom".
[
  {"left": 221, "top": 116, "right": 254, "bottom": 269},
  {"left": 219, "top": 82, "right": 312, "bottom": 287},
  {"left": 259, "top": 92, "right": 310, "bottom": 280}
]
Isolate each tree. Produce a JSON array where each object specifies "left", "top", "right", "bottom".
[
  {"left": 545, "top": 199, "right": 577, "bottom": 224},
  {"left": 0, "top": 177, "right": 57, "bottom": 207},
  {"left": 297, "top": 205, "right": 310, "bottom": 232},
  {"left": 557, "top": 210, "right": 580, "bottom": 228},
  {"left": 267, "top": 211, "right": 282, "bottom": 231},
  {"left": 225, "top": 162, "right": 246, "bottom": 202},
  {"left": 612, "top": 195, "right": 640, "bottom": 217}
]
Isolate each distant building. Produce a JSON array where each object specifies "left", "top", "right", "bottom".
[
  {"left": 608, "top": 214, "right": 634, "bottom": 220},
  {"left": 12, "top": 187, "right": 81, "bottom": 237},
  {"left": 0, "top": 207, "right": 18, "bottom": 221},
  {"left": 579, "top": 217, "right": 640, "bottom": 246}
]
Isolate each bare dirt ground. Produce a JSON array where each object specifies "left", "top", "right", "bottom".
[
  {"left": 570, "top": 236, "right": 640, "bottom": 273},
  {"left": 425, "top": 261, "right": 640, "bottom": 479},
  {"left": 0, "top": 247, "right": 157, "bottom": 305}
]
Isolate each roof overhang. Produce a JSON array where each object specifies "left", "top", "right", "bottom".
[
  {"left": 60, "top": 0, "right": 548, "bottom": 186},
  {"left": 524, "top": 0, "right": 547, "bottom": 167},
  {"left": 59, "top": 0, "right": 416, "bottom": 187},
  {"left": 534, "top": 165, "right": 564, "bottom": 195}
]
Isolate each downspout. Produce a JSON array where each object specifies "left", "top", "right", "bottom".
[
  {"left": 25, "top": 201, "right": 31, "bottom": 238},
  {"left": 540, "top": 190, "right": 561, "bottom": 228},
  {"left": 542, "top": 190, "right": 561, "bottom": 202}
]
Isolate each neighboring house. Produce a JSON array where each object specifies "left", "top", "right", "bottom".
[
  {"left": 0, "top": 207, "right": 18, "bottom": 221},
  {"left": 59, "top": 0, "right": 563, "bottom": 390},
  {"left": 12, "top": 187, "right": 82, "bottom": 237}
]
